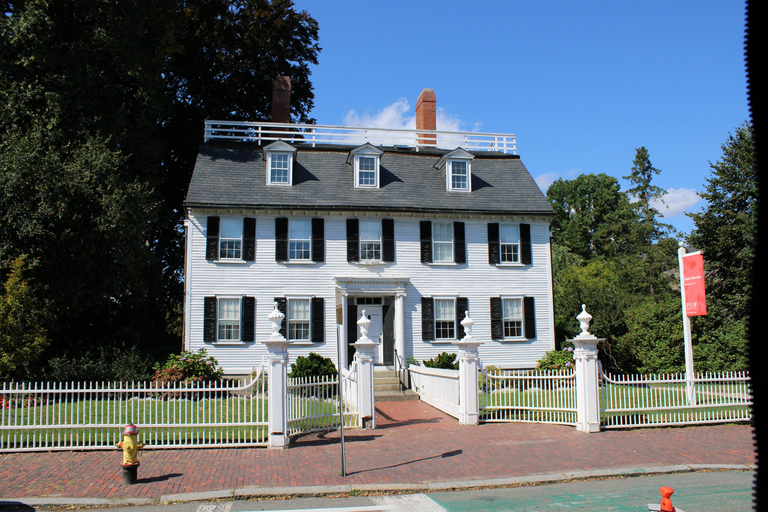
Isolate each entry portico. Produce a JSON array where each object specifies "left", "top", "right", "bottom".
[{"left": 335, "top": 277, "right": 409, "bottom": 368}]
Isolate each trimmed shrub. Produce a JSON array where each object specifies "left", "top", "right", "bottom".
[
  {"left": 152, "top": 349, "right": 223, "bottom": 383},
  {"left": 289, "top": 352, "right": 337, "bottom": 378},
  {"left": 536, "top": 345, "right": 575, "bottom": 371},
  {"left": 423, "top": 352, "right": 458, "bottom": 370}
]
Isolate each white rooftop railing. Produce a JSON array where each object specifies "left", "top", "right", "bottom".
[{"left": 204, "top": 120, "right": 517, "bottom": 154}]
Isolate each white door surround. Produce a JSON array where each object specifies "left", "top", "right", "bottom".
[{"left": 334, "top": 277, "right": 409, "bottom": 368}]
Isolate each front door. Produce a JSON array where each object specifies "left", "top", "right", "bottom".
[{"left": 382, "top": 304, "right": 395, "bottom": 365}]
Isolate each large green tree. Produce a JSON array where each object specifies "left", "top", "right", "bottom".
[
  {"left": 0, "top": 0, "right": 320, "bottom": 377},
  {"left": 685, "top": 123, "right": 755, "bottom": 372},
  {"left": 547, "top": 173, "right": 637, "bottom": 260}
]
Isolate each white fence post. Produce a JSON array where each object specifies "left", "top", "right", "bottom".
[
  {"left": 263, "top": 302, "right": 291, "bottom": 448},
  {"left": 569, "top": 305, "right": 602, "bottom": 433},
  {"left": 453, "top": 311, "right": 482, "bottom": 425},
  {"left": 353, "top": 310, "right": 379, "bottom": 429}
]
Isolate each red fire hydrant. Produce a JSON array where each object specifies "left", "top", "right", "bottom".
[{"left": 116, "top": 423, "right": 144, "bottom": 485}]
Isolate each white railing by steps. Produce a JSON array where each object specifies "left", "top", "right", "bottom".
[
  {"left": 409, "top": 365, "right": 460, "bottom": 419},
  {"left": 204, "top": 120, "right": 517, "bottom": 154}
]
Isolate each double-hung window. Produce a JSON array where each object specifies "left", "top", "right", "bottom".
[
  {"left": 349, "top": 144, "right": 383, "bottom": 189},
  {"left": 357, "top": 157, "right": 377, "bottom": 187},
  {"left": 433, "top": 222, "right": 454, "bottom": 263},
  {"left": 434, "top": 299, "right": 456, "bottom": 340},
  {"left": 289, "top": 219, "right": 311, "bottom": 260},
  {"left": 449, "top": 160, "right": 469, "bottom": 191},
  {"left": 218, "top": 298, "right": 241, "bottom": 341},
  {"left": 499, "top": 224, "right": 520, "bottom": 263},
  {"left": 264, "top": 140, "right": 296, "bottom": 186},
  {"left": 269, "top": 153, "right": 290, "bottom": 184},
  {"left": 288, "top": 298, "right": 311, "bottom": 342},
  {"left": 359, "top": 220, "right": 382, "bottom": 261},
  {"left": 219, "top": 218, "right": 243, "bottom": 259},
  {"left": 502, "top": 298, "right": 523, "bottom": 338}
]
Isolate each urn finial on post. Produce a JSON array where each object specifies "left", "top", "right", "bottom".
[
  {"left": 576, "top": 304, "right": 593, "bottom": 338},
  {"left": 268, "top": 301, "right": 286, "bottom": 339},
  {"left": 460, "top": 311, "right": 474, "bottom": 339}
]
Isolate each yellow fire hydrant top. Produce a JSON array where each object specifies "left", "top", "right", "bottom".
[{"left": 117, "top": 424, "right": 144, "bottom": 466}]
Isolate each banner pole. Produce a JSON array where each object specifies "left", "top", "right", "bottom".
[{"left": 678, "top": 242, "right": 696, "bottom": 405}]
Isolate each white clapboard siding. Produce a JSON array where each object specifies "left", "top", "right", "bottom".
[{"left": 185, "top": 211, "right": 555, "bottom": 374}]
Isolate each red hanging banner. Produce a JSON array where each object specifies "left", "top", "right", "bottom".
[{"left": 683, "top": 253, "right": 707, "bottom": 316}]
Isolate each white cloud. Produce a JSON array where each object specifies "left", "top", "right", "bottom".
[
  {"left": 652, "top": 188, "right": 701, "bottom": 217},
  {"left": 344, "top": 99, "right": 466, "bottom": 132},
  {"left": 534, "top": 172, "right": 559, "bottom": 193}
]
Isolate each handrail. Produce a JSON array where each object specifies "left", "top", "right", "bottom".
[
  {"left": 393, "top": 348, "right": 409, "bottom": 391},
  {"left": 204, "top": 120, "right": 517, "bottom": 154}
]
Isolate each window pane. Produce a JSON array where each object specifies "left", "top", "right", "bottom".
[
  {"left": 220, "top": 218, "right": 242, "bottom": 238},
  {"left": 359, "top": 220, "right": 381, "bottom": 240},
  {"left": 288, "top": 299, "right": 310, "bottom": 341},
  {"left": 358, "top": 157, "right": 375, "bottom": 170},
  {"left": 451, "top": 161, "right": 468, "bottom": 190},
  {"left": 271, "top": 153, "right": 289, "bottom": 183},
  {"left": 435, "top": 298, "right": 455, "bottom": 339},
  {"left": 218, "top": 298, "right": 240, "bottom": 341},
  {"left": 219, "top": 218, "right": 242, "bottom": 259},
  {"left": 289, "top": 219, "right": 311, "bottom": 260},
  {"left": 500, "top": 224, "right": 520, "bottom": 263},
  {"left": 503, "top": 298, "right": 522, "bottom": 338},
  {"left": 433, "top": 222, "right": 453, "bottom": 242}
]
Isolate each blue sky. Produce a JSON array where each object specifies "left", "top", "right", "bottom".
[{"left": 290, "top": 0, "right": 749, "bottom": 236}]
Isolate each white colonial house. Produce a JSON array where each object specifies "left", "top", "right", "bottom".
[{"left": 183, "top": 88, "right": 555, "bottom": 375}]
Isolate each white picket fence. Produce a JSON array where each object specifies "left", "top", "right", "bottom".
[
  {"left": 286, "top": 366, "right": 360, "bottom": 436},
  {"left": 0, "top": 371, "right": 269, "bottom": 452},
  {"left": 408, "top": 365, "right": 460, "bottom": 419},
  {"left": 479, "top": 369, "right": 577, "bottom": 425},
  {"left": 600, "top": 369, "right": 752, "bottom": 428}
]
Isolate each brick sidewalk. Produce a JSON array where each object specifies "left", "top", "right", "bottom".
[{"left": 0, "top": 400, "right": 755, "bottom": 500}]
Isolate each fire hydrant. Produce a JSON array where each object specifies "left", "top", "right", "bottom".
[{"left": 116, "top": 423, "right": 144, "bottom": 485}]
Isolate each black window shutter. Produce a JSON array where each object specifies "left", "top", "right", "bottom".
[
  {"left": 521, "top": 223, "right": 532, "bottom": 265},
  {"left": 311, "top": 297, "right": 325, "bottom": 343},
  {"left": 275, "top": 218, "right": 288, "bottom": 262},
  {"left": 524, "top": 296, "right": 536, "bottom": 339},
  {"left": 204, "top": 297, "right": 217, "bottom": 342},
  {"left": 490, "top": 297, "right": 503, "bottom": 340},
  {"left": 274, "top": 297, "right": 287, "bottom": 338},
  {"left": 311, "top": 218, "right": 324, "bottom": 262},
  {"left": 456, "top": 297, "right": 469, "bottom": 339},
  {"left": 346, "top": 219, "right": 359, "bottom": 262},
  {"left": 454, "top": 221, "right": 466, "bottom": 264},
  {"left": 487, "top": 223, "right": 500, "bottom": 264},
  {"left": 420, "top": 221, "right": 432, "bottom": 263},
  {"left": 243, "top": 218, "right": 256, "bottom": 261},
  {"left": 241, "top": 296, "right": 255, "bottom": 342},
  {"left": 421, "top": 297, "right": 434, "bottom": 341},
  {"left": 206, "top": 217, "right": 220, "bottom": 261},
  {"left": 382, "top": 219, "right": 395, "bottom": 262}
]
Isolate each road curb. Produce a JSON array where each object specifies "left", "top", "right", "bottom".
[{"left": 2, "top": 464, "right": 755, "bottom": 508}]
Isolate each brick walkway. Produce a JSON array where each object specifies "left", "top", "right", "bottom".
[{"left": 0, "top": 401, "right": 755, "bottom": 500}]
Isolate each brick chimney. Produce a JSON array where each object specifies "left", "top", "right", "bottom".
[
  {"left": 271, "top": 76, "right": 291, "bottom": 124},
  {"left": 415, "top": 88, "right": 437, "bottom": 145}
]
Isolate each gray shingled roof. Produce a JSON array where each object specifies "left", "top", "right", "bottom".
[{"left": 185, "top": 142, "right": 553, "bottom": 216}]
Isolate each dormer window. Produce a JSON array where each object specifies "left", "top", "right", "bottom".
[
  {"left": 435, "top": 148, "right": 474, "bottom": 192},
  {"left": 264, "top": 140, "right": 297, "bottom": 186},
  {"left": 449, "top": 161, "right": 469, "bottom": 190},
  {"left": 348, "top": 143, "right": 383, "bottom": 189}
]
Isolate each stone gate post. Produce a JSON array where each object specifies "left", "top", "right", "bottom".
[
  {"left": 452, "top": 311, "right": 482, "bottom": 425},
  {"left": 569, "top": 305, "right": 603, "bottom": 433},
  {"left": 353, "top": 310, "right": 379, "bottom": 429},
  {"left": 263, "top": 302, "right": 291, "bottom": 448}
]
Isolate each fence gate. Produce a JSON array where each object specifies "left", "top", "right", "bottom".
[
  {"left": 286, "top": 360, "right": 360, "bottom": 436},
  {"left": 478, "top": 368, "right": 577, "bottom": 425}
]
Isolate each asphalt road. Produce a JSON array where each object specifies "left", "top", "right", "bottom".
[{"left": 1, "top": 470, "right": 753, "bottom": 512}]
